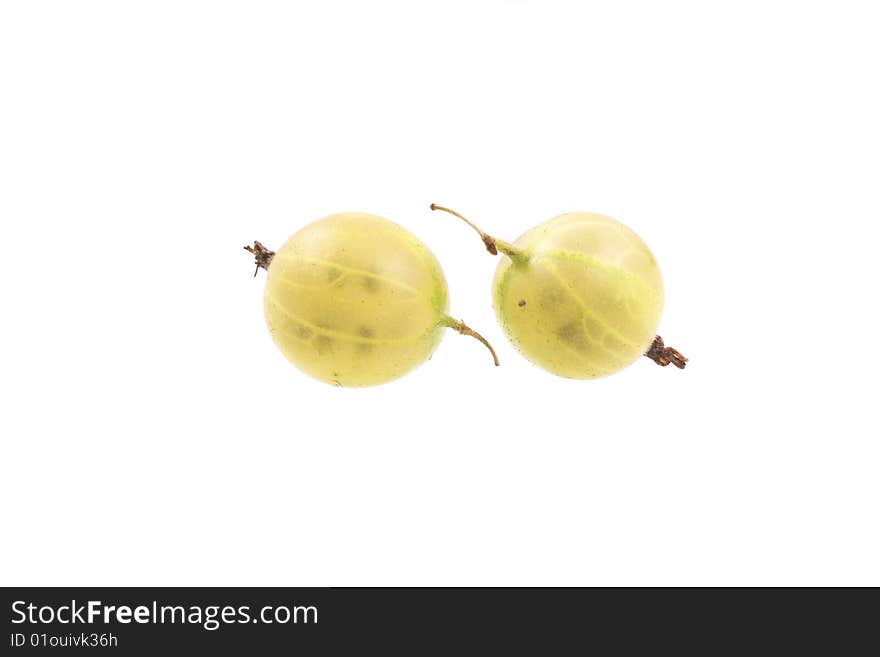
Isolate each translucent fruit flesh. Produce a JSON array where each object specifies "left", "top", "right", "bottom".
[
  {"left": 264, "top": 212, "right": 450, "bottom": 387},
  {"left": 492, "top": 212, "right": 664, "bottom": 379}
]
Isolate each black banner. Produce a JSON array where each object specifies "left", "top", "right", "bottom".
[{"left": 1, "top": 587, "right": 874, "bottom": 653}]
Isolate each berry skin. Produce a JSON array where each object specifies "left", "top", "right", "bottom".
[
  {"left": 492, "top": 212, "right": 664, "bottom": 379},
  {"left": 255, "top": 212, "right": 497, "bottom": 387},
  {"left": 429, "top": 203, "right": 681, "bottom": 379}
]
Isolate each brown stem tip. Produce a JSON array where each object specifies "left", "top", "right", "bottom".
[
  {"left": 244, "top": 241, "right": 275, "bottom": 277},
  {"left": 645, "top": 335, "right": 688, "bottom": 369},
  {"left": 449, "top": 318, "right": 500, "bottom": 366},
  {"left": 430, "top": 203, "right": 499, "bottom": 255}
]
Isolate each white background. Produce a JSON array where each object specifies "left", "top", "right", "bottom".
[{"left": 1, "top": 1, "right": 878, "bottom": 586}]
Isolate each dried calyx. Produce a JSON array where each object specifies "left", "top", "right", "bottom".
[{"left": 244, "top": 241, "right": 275, "bottom": 277}]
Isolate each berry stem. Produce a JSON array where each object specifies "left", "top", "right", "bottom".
[
  {"left": 442, "top": 316, "right": 500, "bottom": 366},
  {"left": 644, "top": 335, "right": 687, "bottom": 369},
  {"left": 244, "top": 241, "right": 275, "bottom": 277},
  {"left": 430, "top": 204, "right": 525, "bottom": 260}
]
